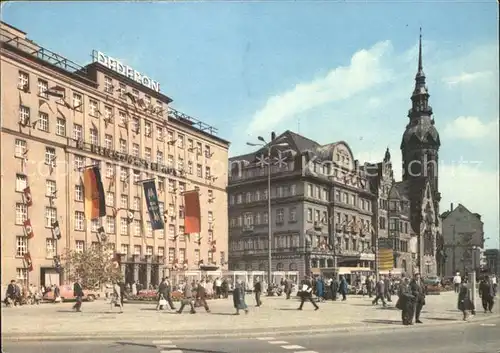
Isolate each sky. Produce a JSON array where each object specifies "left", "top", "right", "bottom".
[{"left": 2, "top": 1, "right": 498, "bottom": 250}]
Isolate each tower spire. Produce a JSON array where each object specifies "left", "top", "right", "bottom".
[{"left": 417, "top": 27, "right": 423, "bottom": 76}]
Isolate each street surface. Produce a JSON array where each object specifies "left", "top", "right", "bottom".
[
  {"left": 3, "top": 315, "right": 499, "bottom": 353},
  {"left": 4, "top": 292, "right": 498, "bottom": 341}
]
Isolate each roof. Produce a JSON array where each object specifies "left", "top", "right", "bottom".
[{"left": 440, "top": 203, "right": 482, "bottom": 221}]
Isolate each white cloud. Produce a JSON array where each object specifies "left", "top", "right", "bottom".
[
  {"left": 443, "top": 116, "right": 499, "bottom": 140},
  {"left": 442, "top": 71, "right": 491, "bottom": 86},
  {"left": 247, "top": 40, "right": 394, "bottom": 136}
]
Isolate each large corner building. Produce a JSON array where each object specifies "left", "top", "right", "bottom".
[
  {"left": 1, "top": 22, "right": 229, "bottom": 288},
  {"left": 228, "top": 32, "right": 443, "bottom": 279}
]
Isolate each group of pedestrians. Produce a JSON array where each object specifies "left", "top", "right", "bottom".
[{"left": 395, "top": 273, "right": 426, "bottom": 325}]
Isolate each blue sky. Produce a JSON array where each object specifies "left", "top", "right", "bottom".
[{"left": 3, "top": 1, "right": 498, "bottom": 250}]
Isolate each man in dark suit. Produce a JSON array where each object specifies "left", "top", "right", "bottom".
[
  {"left": 298, "top": 277, "right": 319, "bottom": 311},
  {"left": 479, "top": 275, "right": 495, "bottom": 313},
  {"left": 158, "top": 277, "right": 176, "bottom": 310},
  {"left": 73, "top": 279, "right": 84, "bottom": 312},
  {"left": 195, "top": 280, "right": 211, "bottom": 313},
  {"left": 409, "top": 273, "right": 426, "bottom": 323},
  {"left": 254, "top": 277, "right": 262, "bottom": 306}
]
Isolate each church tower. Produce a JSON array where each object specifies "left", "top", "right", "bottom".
[{"left": 400, "top": 29, "right": 441, "bottom": 206}]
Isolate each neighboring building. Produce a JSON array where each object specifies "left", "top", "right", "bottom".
[
  {"left": 0, "top": 22, "right": 229, "bottom": 288},
  {"left": 364, "top": 149, "right": 415, "bottom": 276},
  {"left": 227, "top": 131, "right": 376, "bottom": 278},
  {"left": 484, "top": 249, "right": 499, "bottom": 275},
  {"left": 441, "top": 203, "right": 485, "bottom": 277}
]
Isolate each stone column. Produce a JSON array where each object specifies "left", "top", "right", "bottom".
[
  {"left": 133, "top": 263, "right": 139, "bottom": 282},
  {"left": 146, "top": 256, "right": 152, "bottom": 288}
]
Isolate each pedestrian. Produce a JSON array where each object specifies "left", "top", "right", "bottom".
[
  {"left": 254, "top": 277, "right": 262, "bottom": 307},
  {"left": 283, "top": 278, "right": 292, "bottom": 299},
  {"left": 233, "top": 279, "right": 249, "bottom": 315},
  {"left": 338, "top": 275, "right": 348, "bottom": 301},
  {"left": 315, "top": 277, "right": 325, "bottom": 302},
  {"left": 453, "top": 273, "right": 461, "bottom": 293},
  {"left": 396, "top": 276, "right": 414, "bottom": 325},
  {"left": 491, "top": 275, "right": 497, "bottom": 295},
  {"left": 195, "top": 280, "right": 211, "bottom": 313},
  {"left": 73, "top": 278, "right": 84, "bottom": 312},
  {"left": 409, "top": 273, "right": 425, "bottom": 324},
  {"left": 372, "top": 276, "right": 387, "bottom": 307},
  {"left": 221, "top": 278, "right": 229, "bottom": 298},
  {"left": 384, "top": 276, "right": 392, "bottom": 302},
  {"left": 458, "top": 278, "right": 475, "bottom": 321},
  {"left": 111, "top": 281, "right": 123, "bottom": 313},
  {"left": 479, "top": 275, "right": 495, "bottom": 313},
  {"left": 177, "top": 281, "right": 196, "bottom": 314},
  {"left": 298, "top": 277, "right": 319, "bottom": 311},
  {"left": 330, "top": 276, "right": 339, "bottom": 301},
  {"left": 157, "top": 277, "right": 176, "bottom": 310},
  {"left": 215, "top": 277, "right": 222, "bottom": 299},
  {"left": 54, "top": 285, "right": 61, "bottom": 303},
  {"left": 365, "top": 276, "right": 373, "bottom": 298}
]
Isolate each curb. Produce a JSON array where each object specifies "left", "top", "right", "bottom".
[{"left": 3, "top": 314, "right": 498, "bottom": 342}]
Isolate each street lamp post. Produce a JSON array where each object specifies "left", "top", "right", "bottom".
[{"left": 247, "top": 135, "right": 288, "bottom": 296}]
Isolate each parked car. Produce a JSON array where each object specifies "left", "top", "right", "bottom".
[
  {"left": 43, "top": 285, "right": 99, "bottom": 302},
  {"left": 423, "top": 276, "right": 441, "bottom": 286}
]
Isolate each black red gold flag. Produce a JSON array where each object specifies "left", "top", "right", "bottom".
[{"left": 83, "top": 166, "right": 106, "bottom": 220}]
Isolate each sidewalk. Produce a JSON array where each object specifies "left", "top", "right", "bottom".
[{"left": 2, "top": 292, "right": 498, "bottom": 340}]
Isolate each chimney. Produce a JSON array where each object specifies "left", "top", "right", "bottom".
[{"left": 450, "top": 203, "right": 454, "bottom": 212}]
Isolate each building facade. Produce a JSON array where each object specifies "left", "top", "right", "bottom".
[
  {"left": 441, "top": 203, "right": 485, "bottom": 277},
  {"left": 484, "top": 249, "right": 499, "bottom": 276},
  {"left": 0, "top": 22, "right": 229, "bottom": 288},
  {"left": 227, "top": 131, "right": 376, "bottom": 278}
]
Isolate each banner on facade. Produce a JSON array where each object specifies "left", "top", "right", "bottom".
[
  {"left": 142, "top": 179, "right": 164, "bottom": 230},
  {"left": 83, "top": 166, "right": 106, "bottom": 220},
  {"left": 184, "top": 190, "right": 201, "bottom": 234},
  {"left": 377, "top": 237, "right": 394, "bottom": 271}
]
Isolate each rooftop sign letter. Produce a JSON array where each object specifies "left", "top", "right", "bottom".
[{"left": 94, "top": 50, "right": 160, "bottom": 93}]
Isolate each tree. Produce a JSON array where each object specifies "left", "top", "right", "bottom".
[{"left": 61, "top": 243, "right": 123, "bottom": 289}]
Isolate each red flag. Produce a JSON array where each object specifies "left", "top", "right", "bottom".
[
  {"left": 23, "top": 252, "right": 33, "bottom": 272},
  {"left": 23, "top": 219, "right": 34, "bottom": 239},
  {"left": 23, "top": 187, "right": 33, "bottom": 207},
  {"left": 183, "top": 191, "right": 201, "bottom": 234}
]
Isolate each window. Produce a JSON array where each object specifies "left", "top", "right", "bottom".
[
  {"left": 146, "top": 246, "right": 153, "bottom": 256},
  {"left": 188, "top": 161, "right": 193, "bottom": 174},
  {"left": 389, "top": 219, "right": 397, "bottom": 231},
  {"left": 16, "top": 236, "right": 27, "bottom": 257},
  {"left": 120, "top": 195, "right": 129, "bottom": 209},
  {"left": 15, "top": 174, "right": 27, "bottom": 192},
  {"left": 290, "top": 184, "right": 296, "bottom": 196},
  {"left": 205, "top": 166, "right": 211, "bottom": 179},
  {"left": 133, "top": 196, "right": 140, "bottom": 210},
  {"left": 134, "top": 245, "right": 142, "bottom": 255},
  {"left": 91, "top": 219, "right": 101, "bottom": 232},
  {"left": 121, "top": 244, "right": 129, "bottom": 255},
  {"left": 156, "top": 126, "right": 163, "bottom": 140},
  {"left": 104, "top": 134, "right": 113, "bottom": 149},
  {"left": 89, "top": 99, "right": 98, "bottom": 116},
  {"left": 90, "top": 128, "right": 99, "bottom": 145},
  {"left": 18, "top": 71, "right": 29, "bottom": 90},
  {"left": 379, "top": 217, "right": 386, "bottom": 230},
  {"left": 307, "top": 184, "right": 313, "bottom": 197},
  {"left": 276, "top": 209, "right": 284, "bottom": 224},
  {"left": 19, "top": 106, "right": 30, "bottom": 127},
  {"left": 74, "top": 155, "right": 84, "bottom": 170},
  {"left": 120, "top": 218, "right": 129, "bottom": 235},
  {"left": 119, "top": 111, "right": 127, "bottom": 126},
  {"left": 178, "top": 249, "right": 186, "bottom": 263},
  {"left": 178, "top": 158, "right": 184, "bottom": 171},
  {"left": 73, "top": 93, "right": 83, "bottom": 111},
  {"left": 179, "top": 226, "right": 185, "bottom": 241},
  {"left": 44, "top": 147, "right": 56, "bottom": 165},
  {"left": 197, "top": 164, "right": 203, "bottom": 178},
  {"left": 144, "top": 148, "right": 151, "bottom": 161},
  {"left": 157, "top": 151, "right": 164, "bottom": 164},
  {"left": 38, "top": 79, "right": 48, "bottom": 98},
  {"left": 104, "top": 76, "right": 113, "bottom": 93},
  {"left": 168, "top": 248, "right": 175, "bottom": 264},
  {"left": 177, "top": 134, "right": 184, "bottom": 148},
  {"left": 179, "top": 205, "right": 185, "bottom": 219},
  {"left": 133, "top": 117, "right": 140, "bottom": 132},
  {"left": 107, "top": 216, "right": 115, "bottom": 233},
  {"left": 73, "top": 124, "right": 83, "bottom": 141},
  {"left": 208, "top": 211, "right": 214, "bottom": 223},
  {"left": 132, "top": 89, "right": 139, "bottom": 99},
  {"left": 132, "top": 143, "right": 139, "bottom": 157},
  {"left": 104, "top": 191, "right": 114, "bottom": 206},
  {"left": 146, "top": 222, "right": 153, "bottom": 238},
  {"left": 119, "top": 139, "right": 127, "bottom": 153},
  {"left": 120, "top": 167, "right": 128, "bottom": 181},
  {"left": 196, "top": 142, "right": 202, "bottom": 155},
  {"left": 56, "top": 118, "right": 66, "bottom": 136},
  {"left": 167, "top": 155, "right": 174, "bottom": 168},
  {"left": 169, "top": 225, "right": 175, "bottom": 239},
  {"left": 277, "top": 186, "right": 284, "bottom": 197},
  {"left": 289, "top": 208, "right": 297, "bottom": 222},
  {"left": 75, "top": 240, "right": 85, "bottom": 253},
  {"left": 15, "top": 203, "right": 27, "bottom": 224},
  {"left": 168, "top": 180, "right": 176, "bottom": 193},
  {"left": 38, "top": 111, "right": 49, "bottom": 132},
  {"left": 134, "top": 220, "right": 141, "bottom": 236},
  {"left": 307, "top": 208, "right": 313, "bottom": 222},
  {"left": 144, "top": 121, "right": 152, "bottom": 137},
  {"left": 204, "top": 145, "right": 211, "bottom": 158},
  {"left": 133, "top": 170, "right": 140, "bottom": 183},
  {"left": 16, "top": 268, "right": 28, "bottom": 285},
  {"left": 106, "top": 163, "right": 115, "bottom": 178},
  {"left": 118, "top": 83, "right": 126, "bottom": 99},
  {"left": 74, "top": 211, "right": 85, "bottom": 231},
  {"left": 15, "top": 139, "right": 27, "bottom": 157},
  {"left": 104, "top": 106, "right": 113, "bottom": 120},
  {"left": 46, "top": 238, "right": 55, "bottom": 258},
  {"left": 45, "top": 180, "right": 56, "bottom": 197}
]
